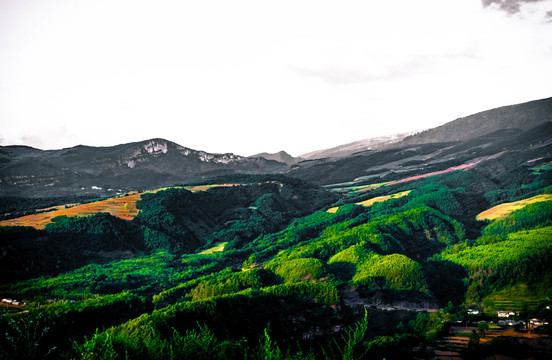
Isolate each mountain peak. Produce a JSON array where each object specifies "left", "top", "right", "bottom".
[{"left": 250, "top": 150, "right": 299, "bottom": 165}]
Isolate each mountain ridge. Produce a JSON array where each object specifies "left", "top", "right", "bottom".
[
  {"left": 0, "top": 138, "right": 288, "bottom": 197},
  {"left": 1, "top": 97, "right": 551, "bottom": 197},
  {"left": 399, "top": 96, "right": 552, "bottom": 146},
  {"left": 284, "top": 97, "right": 552, "bottom": 185}
]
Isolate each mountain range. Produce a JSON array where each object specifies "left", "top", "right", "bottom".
[
  {"left": 0, "top": 139, "right": 287, "bottom": 197},
  {"left": 4, "top": 97, "right": 550, "bottom": 197}
]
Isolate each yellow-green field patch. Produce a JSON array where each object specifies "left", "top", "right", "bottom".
[
  {"left": 199, "top": 242, "right": 228, "bottom": 254},
  {"left": 476, "top": 194, "right": 552, "bottom": 221},
  {"left": 347, "top": 183, "right": 390, "bottom": 193},
  {"left": 327, "top": 190, "right": 411, "bottom": 213},
  {"left": 185, "top": 184, "right": 240, "bottom": 192},
  {"left": 328, "top": 182, "right": 390, "bottom": 194},
  {"left": 355, "top": 190, "right": 411, "bottom": 207}
]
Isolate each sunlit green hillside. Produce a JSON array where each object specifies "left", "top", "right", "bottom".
[{"left": 1, "top": 166, "right": 552, "bottom": 359}]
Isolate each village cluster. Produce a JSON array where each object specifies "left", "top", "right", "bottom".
[{"left": 468, "top": 307, "right": 549, "bottom": 329}]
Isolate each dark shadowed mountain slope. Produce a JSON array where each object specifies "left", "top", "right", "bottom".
[
  {"left": 399, "top": 97, "right": 552, "bottom": 145},
  {"left": 294, "top": 98, "right": 550, "bottom": 161},
  {"left": 286, "top": 97, "right": 552, "bottom": 185},
  {"left": 0, "top": 139, "right": 287, "bottom": 197},
  {"left": 287, "top": 120, "right": 552, "bottom": 186}
]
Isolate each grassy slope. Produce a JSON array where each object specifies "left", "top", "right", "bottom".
[{"left": 2, "top": 167, "right": 552, "bottom": 359}]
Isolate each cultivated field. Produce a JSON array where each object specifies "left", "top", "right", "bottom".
[
  {"left": 0, "top": 184, "right": 239, "bottom": 229},
  {"left": 0, "top": 192, "right": 143, "bottom": 229},
  {"left": 199, "top": 242, "right": 228, "bottom": 255},
  {"left": 476, "top": 193, "right": 552, "bottom": 221},
  {"left": 327, "top": 190, "right": 411, "bottom": 213}
]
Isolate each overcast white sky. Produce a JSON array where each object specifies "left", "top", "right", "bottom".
[{"left": 1, "top": 0, "right": 551, "bottom": 156}]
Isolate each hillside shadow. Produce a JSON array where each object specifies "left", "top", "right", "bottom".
[
  {"left": 424, "top": 260, "right": 468, "bottom": 307},
  {"left": 327, "top": 261, "right": 356, "bottom": 282}
]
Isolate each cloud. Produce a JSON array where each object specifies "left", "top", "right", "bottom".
[
  {"left": 482, "top": 0, "right": 551, "bottom": 17},
  {"left": 294, "top": 47, "right": 482, "bottom": 86},
  {"left": 295, "top": 68, "right": 378, "bottom": 85},
  {"left": 482, "top": 0, "right": 540, "bottom": 13},
  {"left": 295, "top": 60, "right": 430, "bottom": 85}
]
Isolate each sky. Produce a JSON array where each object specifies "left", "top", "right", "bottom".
[{"left": 0, "top": 0, "right": 551, "bottom": 157}]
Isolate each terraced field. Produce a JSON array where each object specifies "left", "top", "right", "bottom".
[{"left": 482, "top": 283, "right": 550, "bottom": 313}]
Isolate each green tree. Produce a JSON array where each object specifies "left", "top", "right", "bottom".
[{"left": 477, "top": 322, "right": 489, "bottom": 338}]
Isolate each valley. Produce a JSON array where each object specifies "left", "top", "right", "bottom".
[{"left": 1, "top": 97, "right": 552, "bottom": 359}]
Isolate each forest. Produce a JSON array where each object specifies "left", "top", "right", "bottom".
[{"left": 1, "top": 162, "right": 552, "bottom": 359}]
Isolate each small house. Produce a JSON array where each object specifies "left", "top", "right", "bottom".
[
  {"left": 497, "top": 311, "right": 516, "bottom": 318},
  {"left": 529, "top": 318, "right": 548, "bottom": 328}
]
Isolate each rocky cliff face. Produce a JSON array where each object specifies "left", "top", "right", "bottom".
[{"left": 117, "top": 140, "right": 251, "bottom": 169}]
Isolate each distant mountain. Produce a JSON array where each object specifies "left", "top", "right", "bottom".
[
  {"left": 400, "top": 97, "right": 552, "bottom": 146},
  {"left": 298, "top": 97, "right": 552, "bottom": 161},
  {"left": 2, "top": 97, "right": 551, "bottom": 198},
  {"left": 287, "top": 97, "right": 552, "bottom": 186},
  {"left": 299, "top": 132, "right": 414, "bottom": 160},
  {"left": 0, "top": 139, "right": 287, "bottom": 197},
  {"left": 250, "top": 150, "right": 299, "bottom": 165}
]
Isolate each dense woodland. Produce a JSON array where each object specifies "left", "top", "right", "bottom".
[{"left": 1, "top": 158, "right": 552, "bottom": 359}]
